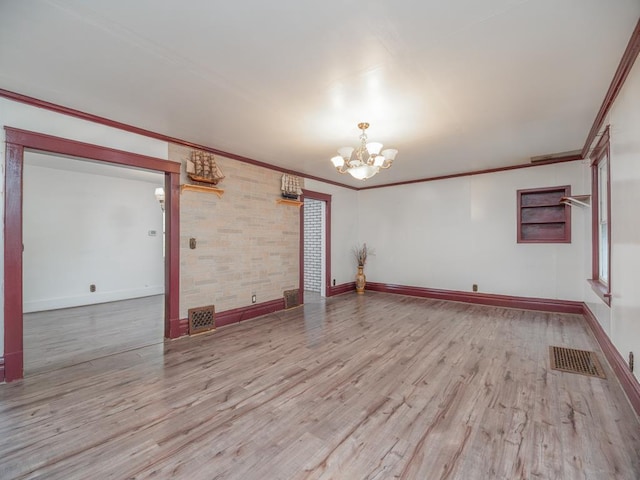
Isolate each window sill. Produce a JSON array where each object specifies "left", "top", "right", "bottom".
[{"left": 588, "top": 279, "right": 611, "bottom": 306}]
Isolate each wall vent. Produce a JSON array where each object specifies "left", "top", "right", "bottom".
[
  {"left": 188, "top": 305, "right": 215, "bottom": 335},
  {"left": 549, "top": 346, "right": 605, "bottom": 378},
  {"left": 284, "top": 289, "right": 300, "bottom": 309}
]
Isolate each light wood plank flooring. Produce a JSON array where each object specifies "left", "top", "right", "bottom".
[
  {"left": 23, "top": 295, "right": 164, "bottom": 375},
  {"left": 1, "top": 292, "right": 639, "bottom": 479}
]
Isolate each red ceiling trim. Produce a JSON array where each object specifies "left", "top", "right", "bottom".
[
  {"left": 0, "top": 88, "right": 357, "bottom": 191},
  {"left": 358, "top": 153, "right": 583, "bottom": 190},
  {"left": 3, "top": 12, "right": 639, "bottom": 198},
  {"left": 581, "top": 18, "right": 640, "bottom": 157}
]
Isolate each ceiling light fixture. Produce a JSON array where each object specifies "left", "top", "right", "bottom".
[{"left": 330, "top": 123, "right": 398, "bottom": 180}]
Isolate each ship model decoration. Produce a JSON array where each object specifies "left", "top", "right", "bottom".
[
  {"left": 281, "top": 174, "right": 303, "bottom": 200},
  {"left": 187, "top": 150, "right": 225, "bottom": 186}
]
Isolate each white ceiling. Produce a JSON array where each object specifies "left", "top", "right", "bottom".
[
  {"left": 1, "top": 1, "right": 639, "bottom": 188},
  {"left": 24, "top": 151, "right": 164, "bottom": 186}
]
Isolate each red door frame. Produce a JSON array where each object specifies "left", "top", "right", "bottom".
[
  {"left": 3, "top": 127, "right": 181, "bottom": 382},
  {"left": 299, "top": 189, "right": 332, "bottom": 304}
]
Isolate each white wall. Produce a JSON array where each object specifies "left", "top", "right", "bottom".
[
  {"left": 584, "top": 57, "right": 640, "bottom": 381},
  {"left": 0, "top": 97, "right": 169, "bottom": 356},
  {"left": 357, "top": 162, "right": 587, "bottom": 300},
  {"left": 304, "top": 179, "right": 359, "bottom": 287},
  {"left": 23, "top": 159, "right": 165, "bottom": 312}
]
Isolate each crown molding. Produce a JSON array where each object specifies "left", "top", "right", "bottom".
[
  {"left": 582, "top": 18, "right": 640, "bottom": 157},
  {"left": 3, "top": 11, "right": 639, "bottom": 200}
]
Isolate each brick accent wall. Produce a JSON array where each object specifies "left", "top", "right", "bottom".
[
  {"left": 169, "top": 143, "right": 300, "bottom": 318},
  {"left": 304, "top": 198, "right": 323, "bottom": 292}
]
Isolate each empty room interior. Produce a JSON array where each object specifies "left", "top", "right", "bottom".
[{"left": 1, "top": 1, "right": 640, "bottom": 479}]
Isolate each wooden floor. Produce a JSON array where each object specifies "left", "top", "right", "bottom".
[
  {"left": 23, "top": 295, "right": 164, "bottom": 375},
  {"left": 1, "top": 292, "right": 639, "bottom": 479}
]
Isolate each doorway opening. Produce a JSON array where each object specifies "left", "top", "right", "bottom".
[
  {"left": 3, "top": 127, "right": 181, "bottom": 382},
  {"left": 300, "top": 190, "right": 331, "bottom": 305},
  {"left": 303, "top": 197, "right": 325, "bottom": 299},
  {"left": 22, "top": 152, "right": 166, "bottom": 375}
]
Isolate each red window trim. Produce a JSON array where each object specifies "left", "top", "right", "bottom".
[{"left": 590, "top": 126, "right": 612, "bottom": 306}]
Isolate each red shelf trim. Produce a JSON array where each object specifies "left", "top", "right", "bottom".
[{"left": 517, "top": 185, "right": 571, "bottom": 244}]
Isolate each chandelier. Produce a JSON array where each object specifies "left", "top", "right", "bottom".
[{"left": 330, "top": 122, "right": 398, "bottom": 180}]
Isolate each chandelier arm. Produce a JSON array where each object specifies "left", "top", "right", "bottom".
[
  {"left": 330, "top": 122, "right": 396, "bottom": 180},
  {"left": 335, "top": 164, "right": 350, "bottom": 174}
]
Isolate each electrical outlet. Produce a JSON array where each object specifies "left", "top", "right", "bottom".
[
  {"left": 333, "top": 279, "right": 336, "bottom": 286},
  {"left": 472, "top": 284, "right": 478, "bottom": 292},
  {"left": 252, "top": 294, "right": 256, "bottom": 304},
  {"left": 90, "top": 284, "right": 96, "bottom": 293}
]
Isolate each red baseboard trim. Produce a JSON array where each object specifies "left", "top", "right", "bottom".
[
  {"left": 328, "top": 282, "right": 355, "bottom": 296},
  {"left": 178, "top": 318, "right": 189, "bottom": 337},
  {"left": 3, "top": 350, "right": 23, "bottom": 382},
  {"left": 582, "top": 304, "right": 640, "bottom": 417},
  {"left": 216, "top": 298, "right": 285, "bottom": 328},
  {"left": 166, "top": 316, "right": 184, "bottom": 339},
  {"left": 365, "top": 282, "right": 584, "bottom": 314},
  {"left": 174, "top": 299, "right": 285, "bottom": 337},
  {"left": 0, "top": 357, "right": 5, "bottom": 383}
]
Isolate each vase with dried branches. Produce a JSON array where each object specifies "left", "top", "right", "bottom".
[{"left": 353, "top": 243, "right": 369, "bottom": 294}]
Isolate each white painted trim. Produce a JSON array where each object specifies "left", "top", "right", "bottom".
[{"left": 23, "top": 286, "right": 164, "bottom": 313}]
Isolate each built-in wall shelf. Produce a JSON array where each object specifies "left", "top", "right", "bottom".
[
  {"left": 181, "top": 184, "right": 224, "bottom": 197},
  {"left": 517, "top": 185, "right": 571, "bottom": 243},
  {"left": 276, "top": 198, "right": 303, "bottom": 207}
]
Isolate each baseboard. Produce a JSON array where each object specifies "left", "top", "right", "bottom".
[
  {"left": 0, "top": 357, "right": 5, "bottom": 383},
  {"left": 23, "top": 286, "right": 165, "bottom": 313},
  {"left": 3, "top": 350, "right": 22, "bottom": 382},
  {"left": 365, "top": 282, "right": 584, "bottom": 314},
  {"left": 328, "top": 282, "right": 355, "bottom": 296},
  {"left": 178, "top": 318, "right": 189, "bottom": 337},
  {"left": 216, "top": 298, "right": 285, "bottom": 328},
  {"left": 582, "top": 304, "right": 640, "bottom": 417},
  {"left": 172, "top": 299, "right": 286, "bottom": 337}
]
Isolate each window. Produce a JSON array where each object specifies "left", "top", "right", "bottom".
[
  {"left": 590, "top": 126, "right": 611, "bottom": 305},
  {"left": 517, "top": 186, "right": 571, "bottom": 243}
]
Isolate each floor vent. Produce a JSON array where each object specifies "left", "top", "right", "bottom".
[
  {"left": 188, "top": 305, "right": 215, "bottom": 335},
  {"left": 284, "top": 289, "right": 300, "bottom": 309},
  {"left": 550, "top": 346, "right": 605, "bottom": 378}
]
